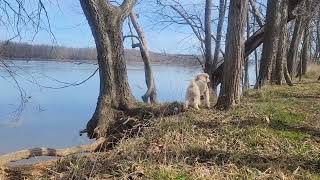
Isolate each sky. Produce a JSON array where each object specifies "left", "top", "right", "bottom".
[{"left": 0, "top": 0, "right": 208, "bottom": 54}]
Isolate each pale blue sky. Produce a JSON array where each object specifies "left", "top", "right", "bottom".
[
  {"left": 0, "top": 0, "right": 267, "bottom": 54},
  {"left": 0, "top": 0, "right": 207, "bottom": 54}
]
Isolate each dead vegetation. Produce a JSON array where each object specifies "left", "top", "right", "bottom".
[{"left": 2, "top": 76, "right": 320, "bottom": 179}]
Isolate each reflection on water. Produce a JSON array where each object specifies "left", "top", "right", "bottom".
[{"left": 0, "top": 60, "right": 200, "bottom": 154}]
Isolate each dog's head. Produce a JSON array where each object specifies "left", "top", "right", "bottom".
[{"left": 195, "top": 73, "right": 210, "bottom": 83}]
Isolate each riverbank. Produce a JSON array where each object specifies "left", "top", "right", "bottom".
[{"left": 1, "top": 72, "right": 320, "bottom": 179}]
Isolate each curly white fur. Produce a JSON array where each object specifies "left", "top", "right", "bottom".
[{"left": 184, "top": 73, "right": 211, "bottom": 110}]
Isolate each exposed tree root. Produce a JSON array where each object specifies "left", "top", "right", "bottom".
[{"left": 0, "top": 137, "right": 106, "bottom": 166}]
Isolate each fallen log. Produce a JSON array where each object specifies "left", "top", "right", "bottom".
[{"left": 0, "top": 137, "right": 106, "bottom": 166}]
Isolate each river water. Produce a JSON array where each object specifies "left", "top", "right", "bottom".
[
  {"left": 0, "top": 60, "right": 256, "bottom": 157},
  {"left": 0, "top": 60, "right": 202, "bottom": 155}
]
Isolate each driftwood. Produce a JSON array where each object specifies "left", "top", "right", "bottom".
[{"left": 0, "top": 137, "right": 106, "bottom": 166}]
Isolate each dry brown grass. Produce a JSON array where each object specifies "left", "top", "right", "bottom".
[
  {"left": 2, "top": 79, "right": 320, "bottom": 179},
  {"left": 305, "top": 63, "right": 320, "bottom": 79}
]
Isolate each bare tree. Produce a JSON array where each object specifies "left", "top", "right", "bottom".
[
  {"left": 216, "top": 0, "right": 248, "bottom": 109},
  {"left": 80, "top": 0, "right": 137, "bottom": 138},
  {"left": 212, "top": 0, "right": 227, "bottom": 93},
  {"left": 287, "top": 9, "right": 305, "bottom": 77},
  {"left": 298, "top": 0, "right": 312, "bottom": 76},
  {"left": 204, "top": 0, "right": 213, "bottom": 81},
  {"left": 128, "top": 11, "right": 157, "bottom": 103},
  {"left": 212, "top": 0, "right": 304, "bottom": 86}
]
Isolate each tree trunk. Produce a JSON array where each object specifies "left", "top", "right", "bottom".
[
  {"left": 129, "top": 12, "right": 157, "bottom": 104},
  {"left": 212, "top": 0, "right": 226, "bottom": 92},
  {"left": 287, "top": 9, "right": 305, "bottom": 77},
  {"left": 300, "top": 2, "right": 311, "bottom": 76},
  {"left": 274, "top": 0, "right": 290, "bottom": 85},
  {"left": 216, "top": 0, "right": 248, "bottom": 110},
  {"left": 80, "top": 0, "right": 137, "bottom": 138},
  {"left": 204, "top": 0, "right": 213, "bottom": 80},
  {"left": 244, "top": 7, "right": 250, "bottom": 90},
  {"left": 255, "top": 0, "right": 282, "bottom": 88}
]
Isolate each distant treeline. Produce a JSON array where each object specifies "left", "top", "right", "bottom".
[
  {"left": 0, "top": 41, "right": 199, "bottom": 65},
  {"left": 0, "top": 41, "right": 97, "bottom": 60}
]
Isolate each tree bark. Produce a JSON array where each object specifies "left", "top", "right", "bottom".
[
  {"left": 216, "top": 0, "right": 248, "bottom": 110},
  {"left": 204, "top": 0, "right": 213, "bottom": 80},
  {"left": 129, "top": 12, "right": 157, "bottom": 104},
  {"left": 299, "top": 1, "right": 312, "bottom": 76},
  {"left": 244, "top": 8, "right": 250, "bottom": 90},
  {"left": 287, "top": 9, "right": 305, "bottom": 77},
  {"left": 80, "top": 0, "right": 137, "bottom": 138},
  {"left": 255, "top": 0, "right": 282, "bottom": 88},
  {"left": 212, "top": 0, "right": 226, "bottom": 92},
  {"left": 275, "top": 0, "right": 290, "bottom": 85}
]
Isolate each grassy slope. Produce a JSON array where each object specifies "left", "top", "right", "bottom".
[{"left": 3, "top": 73, "right": 320, "bottom": 179}]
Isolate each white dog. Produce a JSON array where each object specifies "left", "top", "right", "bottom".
[{"left": 184, "top": 73, "right": 211, "bottom": 110}]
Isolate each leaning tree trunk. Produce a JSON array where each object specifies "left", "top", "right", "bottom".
[
  {"left": 129, "top": 12, "right": 157, "bottom": 104},
  {"left": 216, "top": 0, "right": 248, "bottom": 110},
  {"left": 300, "top": 8, "right": 311, "bottom": 76},
  {"left": 212, "top": 0, "right": 226, "bottom": 92},
  {"left": 204, "top": 0, "right": 213, "bottom": 80},
  {"left": 80, "top": 0, "right": 137, "bottom": 138},
  {"left": 255, "top": 0, "right": 282, "bottom": 88},
  {"left": 287, "top": 6, "right": 305, "bottom": 77}
]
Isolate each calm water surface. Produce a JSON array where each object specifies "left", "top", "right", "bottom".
[
  {"left": 0, "top": 60, "right": 256, "bottom": 157},
  {"left": 0, "top": 60, "right": 201, "bottom": 155}
]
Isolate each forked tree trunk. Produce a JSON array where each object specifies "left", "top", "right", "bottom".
[
  {"left": 204, "top": 0, "right": 213, "bottom": 80},
  {"left": 212, "top": 0, "right": 226, "bottom": 92},
  {"left": 80, "top": 0, "right": 137, "bottom": 138},
  {"left": 129, "top": 12, "right": 157, "bottom": 104},
  {"left": 255, "top": 0, "right": 282, "bottom": 88},
  {"left": 216, "top": 0, "right": 248, "bottom": 109}
]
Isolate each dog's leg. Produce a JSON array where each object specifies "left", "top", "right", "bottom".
[
  {"left": 205, "top": 89, "right": 210, "bottom": 108},
  {"left": 184, "top": 100, "right": 189, "bottom": 110},
  {"left": 194, "top": 95, "right": 201, "bottom": 110}
]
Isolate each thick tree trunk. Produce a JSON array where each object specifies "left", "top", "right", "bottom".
[
  {"left": 274, "top": 0, "right": 290, "bottom": 85},
  {"left": 204, "top": 0, "right": 213, "bottom": 80},
  {"left": 212, "top": 0, "right": 226, "bottom": 92},
  {"left": 255, "top": 0, "right": 282, "bottom": 88},
  {"left": 216, "top": 0, "right": 248, "bottom": 109},
  {"left": 129, "top": 12, "right": 157, "bottom": 104},
  {"left": 80, "top": 0, "right": 136, "bottom": 138},
  {"left": 287, "top": 12, "right": 305, "bottom": 77}
]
